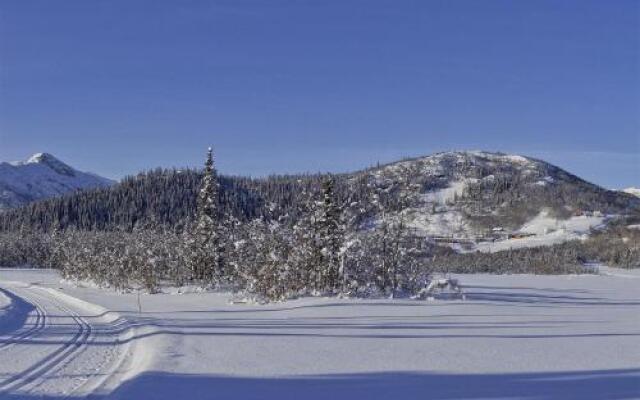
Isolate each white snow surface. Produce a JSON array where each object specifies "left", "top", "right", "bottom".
[
  {"left": 0, "top": 289, "right": 20, "bottom": 335},
  {"left": 1, "top": 267, "right": 639, "bottom": 399},
  {"left": 0, "top": 290, "right": 12, "bottom": 331},
  {"left": 0, "top": 153, "right": 114, "bottom": 210},
  {"left": 406, "top": 209, "right": 470, "bottom": 237},
  {"left": 474, "top": 230, "right": 588, "bottom": 253},
  {"left": 423, "top": 179, "right": 471, "bottom": 205},
  {"left": 622, "top": 187, "right": 640, "bottom": 197},
  {"left": 474, "top": 211, "right": 607, "bottom": 253},
  {"left": 0, "top": 290, "right": 9, "bottom": 310},
  {"left": 519, "top": 211, "right": 605, "bottom": 235}
]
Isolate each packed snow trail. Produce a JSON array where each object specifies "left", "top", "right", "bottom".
[
  {"left": 1, "top": 269, "right": 639, "bottom": 399},
  {"left": 0, "top": 282, "right": 130, "bottom": 399}
]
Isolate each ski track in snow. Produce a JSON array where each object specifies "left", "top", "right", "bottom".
[
  {"left": 0, "top": 268, "right": 639, "bottom": 399},
  {"left": 0, "top": 282, "right": 130, "bottom": 399}
]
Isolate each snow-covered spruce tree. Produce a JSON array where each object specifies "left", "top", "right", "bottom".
[
  {"left": 233, "top": 218, "right": 267, "bottom": 294},
  {"left": 368, "top": 183, "right": 407, "bottom": 296},
  {"left": 188, "top": 147, "right": 224, "bottom": 286},
  {"left": 218, "top": 214, "right": 242, "bottom": 287},
  {"left": 290, "top": 185, "right": 322, "bottom": 293},
  {"left": 254, "top": 222, "right": 296, "bottom": 301},
  {"left": 336, "top": 197, "right": 367, "bottom": 295},
  {"left": 317, "top": 176, "right": 345, "bottom": 293}
]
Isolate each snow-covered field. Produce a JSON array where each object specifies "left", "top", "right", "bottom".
[
  {"left": 472, "top": 212, "right": 606, "bottom": 253},
  {"left": 0, "top": 290, "right": 12, "bottom": 333},
  {"left": 0, "top": 287, "right": 29, "bottom": 337},
  {"left": 1, "top": 268, "right": 639, "bottom": 399}
]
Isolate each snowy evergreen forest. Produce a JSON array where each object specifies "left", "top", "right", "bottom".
[{"left": 0, "top": 149, "right": 638, "bottom": 300}]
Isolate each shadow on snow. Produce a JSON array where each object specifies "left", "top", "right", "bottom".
[{"left": 3, "top": 368, "right": 640, "bottom": 400}]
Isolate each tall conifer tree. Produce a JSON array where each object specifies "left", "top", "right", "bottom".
[
  {"left": 191, "top": 147, "right": 223, "bottom": 284},
  {"left": 318, "top": 176, "right": 343, "bottom": 292}
]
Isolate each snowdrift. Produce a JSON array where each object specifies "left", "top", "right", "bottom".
[{"left": 0, "top": 286, "right": 32, "bottom": 335}]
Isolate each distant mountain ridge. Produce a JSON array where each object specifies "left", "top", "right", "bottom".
[
  {"left": 0, "top": 153, "right": 115, "bottom": 210},
  {"left": 1, "top": 151, "right": 638, "bottom": 245}
]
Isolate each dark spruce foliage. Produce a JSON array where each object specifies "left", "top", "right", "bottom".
[
  {"left": 0, "top": 151, "right": 638, "bottom": 301},
  {"left": 1, "top": 152, "right": 638, "bottom": 234}
]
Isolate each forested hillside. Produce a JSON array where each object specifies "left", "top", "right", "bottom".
[
  {"left": 1, "top": 151, "right": 637, "bottom": 234},
  {"left": 1, "top": 151, "right": 638, "bottom": 301}
]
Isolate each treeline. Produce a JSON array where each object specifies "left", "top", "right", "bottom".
[
  {"left": 0, "top": 171, "right": 444, "bottom": 300},
  {"left": 2, "top": 152, "right": 638, "bottom": 235},
  {"left": 2, "top": 222, "right": 638, "bottom": 299},
  {"left": 0, "top": 150, "right": 445, "bottom": 300},
  {"left": 0, "top": 168, "right": 300, "bottom": 232},
  {"left": 1, "top": 150, "right": 638, "bottom": 301},
  {"left": 0, "top": 226, "right": 436, "bottom": 299}
]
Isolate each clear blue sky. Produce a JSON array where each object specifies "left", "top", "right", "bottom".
[{"left": 1, "top": 0, "right": 638, "bottom": 188}]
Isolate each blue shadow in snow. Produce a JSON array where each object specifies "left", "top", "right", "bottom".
[{"left": 6, "top": 368, "right": 636, "bottom": 400}]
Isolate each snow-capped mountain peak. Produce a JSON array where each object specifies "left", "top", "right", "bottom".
[
  {"left": 13, "top": 152, "right": 78, "bottom": 177},
  {"left": 1, "top": 153, "right": 115, "bottom": 210},
  {"left": 26, "top": 152, "right": 61, "bottom": 164}
]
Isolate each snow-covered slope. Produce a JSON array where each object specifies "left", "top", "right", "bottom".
[
  {"left": 474, "top": 211, "right": 606, "bottom": 253},
  {"left": 0, "top": 153, "right": 114, "bottom": 210},
  {"left": 355, "top": 151, "right": 637, "bottom": 250},
  {"left": 2, "top": 268, "right": 639, "bottom": 399},
  {"left": 622, "top": 187, "right": 640, "bottom": 198}
]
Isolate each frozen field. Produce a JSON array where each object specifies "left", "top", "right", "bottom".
[{"left": 0, "top": 268, "right": 639, "bottom": 399}]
